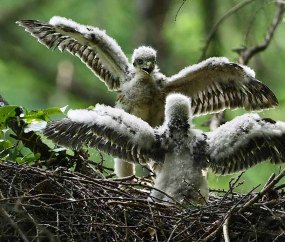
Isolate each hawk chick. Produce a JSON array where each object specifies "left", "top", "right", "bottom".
[
  {"left": 17, "top": 16, "right": 279, "bottom": 178},
  {"left": 44, "top": 94, "right": 285, "bottom": 203}
]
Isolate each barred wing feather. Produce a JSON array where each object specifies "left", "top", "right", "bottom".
[
  {"left": 44, "top": 105, "right": 165, "bottom": 164},
  {"left": 17, "top": 17, "right": 131, "bottom": 91},
  {"left": 163, "top": 57, "right": 278, "bottom": 116},
  {"left": 207, "top": 114, "right": 285, "bottom": 175}
]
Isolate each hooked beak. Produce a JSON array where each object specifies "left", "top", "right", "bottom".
[
  {"left": 141, "top": 62, "right": 155, "bottom": 75},
  {"left": 142, "top": 67, "right": 152, "bottom": 74}
]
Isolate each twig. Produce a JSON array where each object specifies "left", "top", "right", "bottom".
[
  {"left": 201, "top": 184, "right": 260, "bottom": 242},
  {"left": 172, "top": 221, "right": 196, "bottom": 240},
  {"left": 244, "top": 0, "right": 274, "bottom": 46},
  {"left": 0, "top": 161, "right": 284, "bottom": 241},
  {"left": 222, "top": 215, "right": 231, "bottom": 242},
  {"left": 104, "top": 173, "right": 116, "bottom": 179},
  {"left": 219, "top": 172, "right": 245, "bottom": 205},
  {"left": 183, "top": 179, "right": 208, "bottom": 205},
  {"left": 167, "top": 223, "right": 180, "bottom": 242},
  {"left": 107, "top": 201, "right": 161, "bottom": 209},
  {"left": 0, "top": 208, "right": 30, "bottom": 242},
  {"left": 222, "top": 184, "right": 261, "bottom": 225},
  {"left": 262, "top": 173, "right": 276, "bottom": 190},
  {"left": 56, "top": 211, "right": 59, "bottom": 240},
  {"left": 175, "top": 0, "right": 187, "bottom": 21},
  {"left": 273, "top": 232, "right": 285, "bottom": 242},
  {"left": 210, "top": 188, "right": 240, "bottom": 196},
  {"left": 153, "top": 211, "right": 168, "bottom": 241},
  {"left": 111, "top": 175, "right": 136, "bottom": 182},
  {"left": 0, "top": 191, "right": 29, "bottom": 242},
  {"left": 275, "top": 184, "right": 285, "bottom": 191},
  {"left": 239, "top": 168, "right": 285, "bottom": 213},
  {"left": 147, "top": 200, "right": 159, "bottom": 242},
  {"left": 206, "top": 2, "right": 284, "bottom": 133},
  {"left": 198, "top": 0, "right": 256, "bottom": 62},
  {"left": 254, "top": 199, "right": 283, "bottom": 207},
  {"left": 123, "top": 209, "right": 129, "bottom": 242},
  {"left": 262, "top": 205, "right": 285, "bottom": 230},
  {"left": 234, "top": 2, "right": 284, "bottom": 65},
  {"left": 262, "top": 173, "right": 277, "bottom": 201},
  {"left": 0, "top": 144, "right": 16, "bottom": 156}
]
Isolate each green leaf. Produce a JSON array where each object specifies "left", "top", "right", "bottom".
[
  {"left": 0, "top": 139, "right": 13, "bottom": 157},
  {"left": 33, "top": 153, "right": 41, "bottom": 160},
  {"left": 44, "top": 107, "right": 67, "bottom": 116},
  {"left": 23, "top": 107, "right": 67, "bottom": 123},
  {"left": 0, "top": 106, "right": 19, "bottom": 130},
  {"left": 0, "top": 139, "right": 12, "bottom": 149},
  {"left": 16, "top": 152, "right": 41, "bottom": 164},
  {"left": 8, "top": 148, "right": 18, "bottom": 161},
  {"left": 16, "top": 157, "right": 24, "bottom": 164}
]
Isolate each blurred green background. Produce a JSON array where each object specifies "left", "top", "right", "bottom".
[{"left": 0, "top": 0, "right": 285, "bottom": 192}]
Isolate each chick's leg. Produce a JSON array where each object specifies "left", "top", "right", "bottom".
[{"left": 114, "top": 158, "right": 135, "bottom": 178}]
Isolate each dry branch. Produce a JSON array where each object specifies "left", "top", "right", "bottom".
[
  {"left": 198, "top": 0, "right": 256, "bottom": 62},
  {"left": 204, "top": 2, "right": 284, "bottom": 134},
  {"left": 0, "top": 161, "right": 284, "bottom": 241},
  {"left": 222, "top": 214, "right": 231, "bottom": 242},
  {"left": 175, "top": 0, "right": 187, "bottom": 21},
  {"left": 234, "top": 2, "right": 284, "bottom": 65}
]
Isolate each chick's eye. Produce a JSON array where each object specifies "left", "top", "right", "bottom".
[{"left": 137, "top": 59, "right": 143, "bottom": 65}]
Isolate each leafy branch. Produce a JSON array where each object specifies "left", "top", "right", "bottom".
[{"left": 0, "top": 94, "right": 52, "bottom": 160}]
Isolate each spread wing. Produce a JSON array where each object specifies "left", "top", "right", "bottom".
[
  {"left": 44, "top": 105, "right": 165, "bottom": 164},
  {"left": 163, "top": 57, "right": 279, "bottom": 116},
  {"left": 17, "top": 16, "right": 131, "bottom": 91},
  {"left": 206, "top": 114, "right": 285, "bottom": 175}
]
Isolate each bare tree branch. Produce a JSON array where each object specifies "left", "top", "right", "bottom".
[
  {"left": 244, "top": 1, "right": 274, "bottom": 47},
  {"left": 198, "top": 0, "right": 256, "bottom": 62},
  {"left": 205, "top": 2, "right": 283, "bottom": 132},
  {"left": 175, "top": 0, "right": 187, "bottom": 21},
  {"left": 234, "top": 2, "right": 284, "bottom": 65}
]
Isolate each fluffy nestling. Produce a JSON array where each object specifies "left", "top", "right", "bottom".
[
  {"left": 17, "top": 16, "right": 279, "bottom": 178},
  {"left": 44, "top": 94, "right": 285, "bottom": 203}
]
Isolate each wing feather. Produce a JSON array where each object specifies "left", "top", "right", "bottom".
[
  {"left": 17, "top": 17, "right": 131, "bottom": 91},
  {"left": 44, "top": 105, "right": 165, "bottom": 164},
  {"left": 163, "top": 57, "right": 279, "bottom": 116},
  {"left": 207, "top": 114, "right": 285, "bottom": 175}
]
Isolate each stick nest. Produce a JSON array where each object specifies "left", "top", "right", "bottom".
[{"left": 0, "top": 161, "right": 285, "bottom": 242}]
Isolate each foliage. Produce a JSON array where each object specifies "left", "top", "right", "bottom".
[
  {"left": 0, "top": 101, "right": 112, "bottom": 171},
  {"left": 0, "top": 106, "right": 18, "bottom": 130},
  {"left": 0, "top": 104, "right": 63, "bottom": 164}
]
